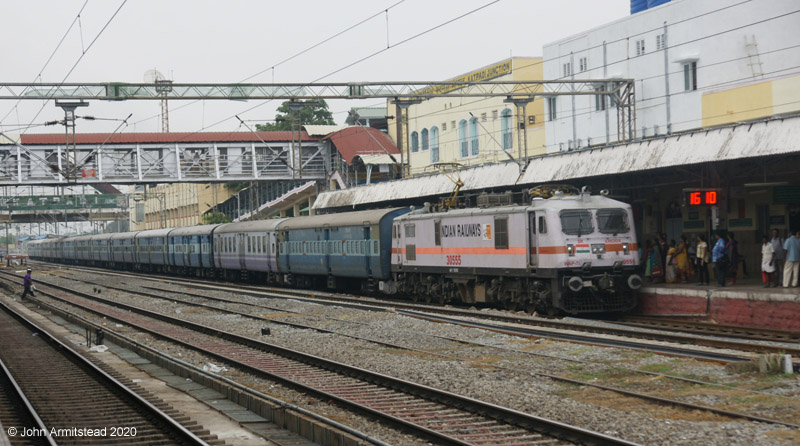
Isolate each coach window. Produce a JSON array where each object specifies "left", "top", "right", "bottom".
[
  {"left": 434, "top": 220, "right": 441, "bottom": 246},
  {"left": 494, "top": 218, "right": 509, "bottom": 250},
  {"left": 538, "top": 216, "right": 547, "bottom": 234},
  {"left": 559, "top": 209, "right": 594, "bottom": 236}
]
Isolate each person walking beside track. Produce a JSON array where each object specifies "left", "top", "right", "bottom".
[
  {"left": 21, "top": 268, "right": 35, "bottom": 300},
  {"left": 783, "top": 231, "right": 800, "bottom": 288}
]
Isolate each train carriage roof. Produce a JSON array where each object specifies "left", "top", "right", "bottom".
[
  {"left": 109, "top": 231, "right": 140, "bottom": 241},
  {"left": 214, "top": 218, "right": 288, "bottom": 235},
  {"left": 169, "top": 224, "right": 221, "bottom": 237},
  {"left": 277, "top": 208, "right": 407, "bottom": 231},
  {"left": 71, "top": 234, "right": 94, "bottom": 242},
  {"left": 134, "top": 228, "right": 173, "bottom": 239},
  {"left": 91, "top": 233, "right": 116, "bottom": 241}
]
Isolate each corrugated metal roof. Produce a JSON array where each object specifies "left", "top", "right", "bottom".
[
  {"left": 302, "top": 125, "right": 348, "bottom": 136},
  {"left": 356, "top": 154, "right": 398, "bottom": 165},
  {"left": 519, "top": 116, "right": 800, "bottom": 184},
  {"left": 20, "top": 131, "right": 319, "bottom": 145},
  {"left": 327, "top": 126, "right": 400, "bottom": 165},
  {"left": 313, "top": 163, "right": 522, "bottom": 209}
]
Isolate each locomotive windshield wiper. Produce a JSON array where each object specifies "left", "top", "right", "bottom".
[{"left": 577, "top": 215, "right": 583, "bottom": 237}]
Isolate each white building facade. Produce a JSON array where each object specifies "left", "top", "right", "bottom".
[{"left": 543, "top": 0, "right": 800, "bottom": 152}]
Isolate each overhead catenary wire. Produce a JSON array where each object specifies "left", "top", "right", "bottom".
[
  {"left": 19, "top": 0, "right": 129, "bottom": 135},
  {"left": 0, "top": 0, "right": 90, "bottom": 128}
]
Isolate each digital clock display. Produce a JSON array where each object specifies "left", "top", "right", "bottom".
[{"left": 685, "top": 189, "right": 721, "bottom": 206}]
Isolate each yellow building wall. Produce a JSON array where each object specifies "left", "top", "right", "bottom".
[
  {"left": 772, "top": 74, "right": 800, "bottom": 115},
  {"left": 130, "top": 183, "right": 233, "bottom": 230},
  {"left": 702, "top": 81, "right": 773, "bottom": 128},
  {"left": 387, "top": 57, "right": 544, "bottom": 176}
]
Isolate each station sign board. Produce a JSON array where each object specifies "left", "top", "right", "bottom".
[{"left": 0, "top": 194, "right": 125, "bottom": 211}]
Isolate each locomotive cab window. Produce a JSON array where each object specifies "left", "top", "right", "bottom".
[
  {"left": 404, "top": 224, "right": 415, "bottom": 238},
  {"left": 434, "top": 220, "right": 441, "bottom": 246},
  {"left": 596, "top": 208, "right": 629, "bottom": 235},
  {"left": 559, "top": 209, "right": 594, "bottom": 236},
  {"left": 494, "top": 218, "right": 509, "bottom": 250},
  {"left": 538, "top": 216, "right": 547, "bottom": 234}
]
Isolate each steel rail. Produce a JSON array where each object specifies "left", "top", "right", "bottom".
[
  {"left": 55, "top": 264, "right": 800, "bottom": 358},
  {"left": 50, "top": 270, "right": 800, "bottom": 430},
  {"left": 0, "top": 299, "right": 210, "bottom": 446},
  {"left": 3, "top": 271, "right": 641, "bottom": 446},
  {"left": 0, "top": 357, "right": 57, "bottom": 446}
]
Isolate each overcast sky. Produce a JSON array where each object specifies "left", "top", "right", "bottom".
[{"left": 1, "top": 0, "right": 629, "bottom": 136}]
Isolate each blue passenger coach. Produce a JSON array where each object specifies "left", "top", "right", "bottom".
[{"left": 277, "top": 208, "right": 409, "bottom": 290}]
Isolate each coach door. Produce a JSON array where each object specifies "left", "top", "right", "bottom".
[
  {"left": 363, "top": 223, "right": 372, "bottom": 276},
  {"left": 238, "top": 233, "right": 246, "bottom": 270},
  {"left": 529, "top": 212, "right": 538, "bottom": 266}
]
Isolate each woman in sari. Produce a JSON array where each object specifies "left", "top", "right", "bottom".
[
  {"left": 675, "top": 235, "right": 690, "bottom": 283},
  {"left": 665, "top": 240, "right": 678, "bottom": 283}
]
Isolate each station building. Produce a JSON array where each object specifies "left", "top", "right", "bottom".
[
  {"left": 536, "top": 0, "right": 800, "bottom": 269},
  {"left": 387, "top": 57, "right": 546, "bottom": 176},
  {"left": 542, "top": 0, "right": 800, "bottom": 150}
]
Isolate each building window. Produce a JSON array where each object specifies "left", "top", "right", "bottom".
[
  {"left": 421, "top": 128, "right": 429, "bottom": 151},
  {"left": 547, "top": 97, "right": 557, "bottom": 121},
  {"left": 501, "top": 108, "right": 513, "bottom": 151},
  {"left": 458, "top": 119, "right": 468, "bottom": 157},
  {"left": 410, "top": 131, "right": 419, "bottom": 153},
  {"left": 656, "top": 33, "right": 665, "bottom": 50},
  {"left": 442, "top": 122, "right": 447, "bottom": 131},
  {"left": 492, "top": 110, "right": 498, "bottom": 120},
  {"left": 481, "top": 112, "right": 487, "bottom": 122},
  {"left": 595, "top": 85, "right": 606, "bottom": 111},
  {"left": 684, "top": 61, "right": 697, "bottom": 91},
  {"left": 469, "top": 117, "right": 479, "bottom": 156},
  {"left": 430, "top": 126, "right": 440, "bottom": 163},
  {"left": 579, "top": 57, "right": 587, "bottom": 72},
  {"left": 635, "top": 39, "right": 645, "bottom": 56},
  {"left": 562, "top": 62, "right": 572, "bottom": 77}
]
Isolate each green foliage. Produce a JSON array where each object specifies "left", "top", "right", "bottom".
[
  {"left": 203, "top": 212, "right": 232, "bottom": 224},
  {"left": 0, "top": 235, "right": 17, "bottom": 245},
  {"left": 256, "top": 99, "right": 335, "bottom": 131},
  {"left": 224, "top": 182, "right": 249, "bottom": 192}
]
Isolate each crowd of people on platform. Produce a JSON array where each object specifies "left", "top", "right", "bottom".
[{"left": 639, "top": 229, "right": 800, "bottom": 288}]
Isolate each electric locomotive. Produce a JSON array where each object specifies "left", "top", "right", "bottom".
[{"left": 389, "top": 188, "right": 641, "bottom": 314}]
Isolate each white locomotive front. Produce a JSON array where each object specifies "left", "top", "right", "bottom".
[{"left": 390, "top": 189, "right": 642, "bottom": 315}]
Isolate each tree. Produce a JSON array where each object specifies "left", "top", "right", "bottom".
[
  {"left": 202, "top": 212, "right": 232, "bottom": 224},
  {"left": 256, "top": 99, "right": 335, "bottom": 131}
]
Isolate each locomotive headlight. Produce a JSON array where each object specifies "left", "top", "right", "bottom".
[
  {"left": 622, "top": 242, "right": 629, "bottom": 254},
  {"left": 567, "top": 244, "right": 575, "bottom": 256},
  {"left": 591, "top": 244, "right": 605, "bottom": 254}
]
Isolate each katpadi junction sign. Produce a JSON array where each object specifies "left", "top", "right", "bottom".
[{"left": 0, "top": 194, "right": 125, "bottom": 211}]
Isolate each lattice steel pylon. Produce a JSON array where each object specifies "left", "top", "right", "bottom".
[{"left": 155, "top": 79, "right": 173, "bottom": 133}]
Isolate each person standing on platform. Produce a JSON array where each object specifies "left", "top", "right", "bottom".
[
  {"left": 726, "top": 232, "right": 740, "bottom": 285},
  {"left": 783, "top": 231, "right": 800, "bottom": 287},
  {"left": 712, "top": 232, "right": 728, "bottom": 287},
  {"left": 771, "top": 229, "right": 786, "bottom": 287},
  {"left": 761, "top": 235, "right": 775, "bottom": 287},
  {"left": 21, "top": 268, "right": 35, "bottom": 300},
  {"left": 675, "top": 235, "right": 690, "bottom": 283},
  {"left": 695, "top": 234, "right": 710, "bottom": 286}
]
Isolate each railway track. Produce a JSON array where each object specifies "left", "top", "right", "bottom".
[
  {"left": 0, "top": 300, "right": 211, "bottom": 446},
  {"left": 617, "top": 316, "right": 800, "bottom": 343},
  {"left": 49, "top": 264, "right": 800, "bottom": 359},
  {"left": 42, "top": 269, "right": 800, "bottom": 429},
  {"left": 1, "top": 269, "right": 640, "bottom": 446}
]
